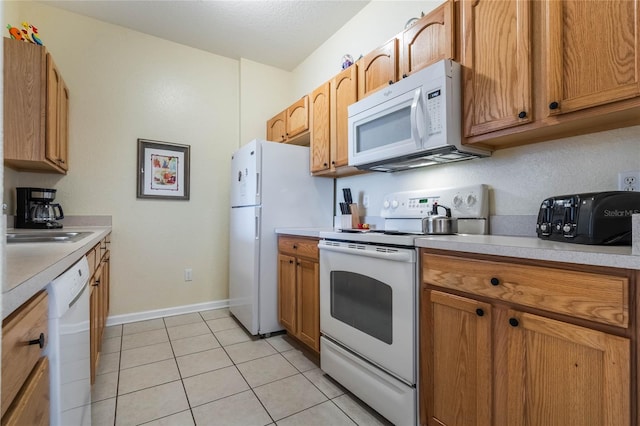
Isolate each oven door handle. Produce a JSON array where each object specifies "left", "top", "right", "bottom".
[{"left": 319, "top": 244, "right": 414, "bottom": 262}]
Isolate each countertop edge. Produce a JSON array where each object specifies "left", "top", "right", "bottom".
[
  {"left": 3, "top": 226, "right": 112, "bottom": 319},
  {"left": 275, "top": 228, "right": 334, "bottom": 238},
  {"left": 415, "top": 235, "right": 640, "bottom": 270}
]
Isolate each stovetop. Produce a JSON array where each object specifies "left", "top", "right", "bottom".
[{"left": 322, "top": 184, "right": 489, "bottom": 247}]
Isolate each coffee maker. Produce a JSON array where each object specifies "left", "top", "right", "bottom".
[{"left": 16, "top": 187, "right": 65, "bottom": 229}]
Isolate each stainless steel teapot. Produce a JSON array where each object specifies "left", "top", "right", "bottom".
[{"left": 422, "top": 203, "right": 457, "bottom": 235}]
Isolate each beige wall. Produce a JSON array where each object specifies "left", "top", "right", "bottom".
[
  {"left": 4, "top": 2, "right": 242, "bottom": 316},
  {"left": 239, "top": 58, "right": 293, "bottom": 145}
]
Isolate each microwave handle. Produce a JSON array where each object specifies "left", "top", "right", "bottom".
[{"left": 410, "top": 88, "right": 424, "bottom": 149}]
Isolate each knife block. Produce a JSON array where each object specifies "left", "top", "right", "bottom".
[{"left": 349, "top": 204, "right": 360, "bottom": 228}]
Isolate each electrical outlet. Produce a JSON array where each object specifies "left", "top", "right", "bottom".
[
  {"left": 363, "top": 195, "right": 369, "bottom": 208},
  {"left": 184, "top": 268, "right": 193, "bottom": 282},
  {"left": 618, "top": 170, "right": 640, "bottom": 191}
]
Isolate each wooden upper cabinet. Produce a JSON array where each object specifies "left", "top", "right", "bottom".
[
  {"left": 401, "top": 0, "right": 455, "bottom": 78},
  {"left": 310, "top": 82, "right": 331, "bottom": 173},
  {"left": 331, "top": 65, "right": 357, "bottom": 169},
  {"left": 460, "top": 0, "right": 532, "bottom": 137},
  {"left": 4, "top": 38, "right": 69, "bottom": 174},
  {"left": 286, "top": 95, "right": 309, "bottom": 138},
  {"left": 267, "top": 111, "right": 287, "bottom": 142},
  {"left": 544, "top": 0, "right": 640, "bottom": 116},
  {"left": 267, "top": 96, "right": 309, "bottom": 145},
  {"left": 358, "top": 37, "right": 398, "bottom": 99}
]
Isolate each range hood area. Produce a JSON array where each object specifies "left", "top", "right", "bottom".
[{"left": 354, "top": 144, "right": 490, "bottom": 173}]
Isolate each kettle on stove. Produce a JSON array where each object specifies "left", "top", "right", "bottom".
[{"left": 422, "top": 203, "right": 457, "bottom": 235}]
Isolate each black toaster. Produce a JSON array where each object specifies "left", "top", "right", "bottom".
[{"left": 536, "top": 191, "right": 640, "bottom": 245}]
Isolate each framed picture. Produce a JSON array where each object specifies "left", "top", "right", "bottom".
[{"left": 137, "top": 139, "right": 190, "bottom": 200}]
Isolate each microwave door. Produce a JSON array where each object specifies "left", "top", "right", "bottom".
[{"left": 349, "top": 89, "right": 426, "bottom": 166}]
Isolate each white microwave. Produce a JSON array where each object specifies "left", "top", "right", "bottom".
[{"left": 347, "top": 59, "right": 490, "bottom": 172}]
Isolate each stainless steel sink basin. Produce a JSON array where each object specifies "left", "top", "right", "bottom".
[{"left": 6, "top": 231, "right": 93, "bottom": 244}]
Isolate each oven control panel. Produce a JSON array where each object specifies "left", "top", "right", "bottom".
[{"left": 381, "top": 184, "right": 489, "bottom": 219}]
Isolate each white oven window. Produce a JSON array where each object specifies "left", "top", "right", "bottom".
[{"left": 330, "top": 271, "right": 392, "bottom": 344}]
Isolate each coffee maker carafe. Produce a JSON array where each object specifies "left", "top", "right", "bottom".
[{"left": 16, "top": 187, "right": 65, "bottom": 229}]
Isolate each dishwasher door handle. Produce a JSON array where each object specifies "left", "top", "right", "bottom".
[{"left": 68, "top": 280, "right": 89, "bottom": 309}]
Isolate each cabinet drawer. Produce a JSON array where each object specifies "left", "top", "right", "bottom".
[
  {"left": 1, "top": 357, "right": 49, "bottom": 426},
  {"left": 422, "top": 253, "right": 629, "bottom": 328},
  {"left": 278, "top": 236, "right": 319, "bottom": 260},
  {"left": 1, "top": 291, "right": 48, "bottom": 417}
]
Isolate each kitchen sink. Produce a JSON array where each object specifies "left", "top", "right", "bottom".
[{"left": 6, "top": 231, "right": 93, "bottom": 244}]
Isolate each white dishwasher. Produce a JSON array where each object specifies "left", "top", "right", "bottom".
[{"left": 45, "top": 256, "right": 91, "bottom": 426}]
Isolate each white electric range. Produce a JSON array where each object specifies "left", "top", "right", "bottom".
[{"left": 318, "top": 184, "right": 489, "bottom": 426}]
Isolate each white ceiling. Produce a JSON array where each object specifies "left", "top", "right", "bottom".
[{"left": 40, "top": 0, "right": 370, "bottom": 71}]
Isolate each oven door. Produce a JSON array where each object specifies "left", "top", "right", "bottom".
[{"left": 319, "top": 240, "right": 416, "bottom": 384}]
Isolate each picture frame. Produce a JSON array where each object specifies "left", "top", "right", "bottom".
[{"left": 137, "top": 139, "right": 190, "bottom": 200}]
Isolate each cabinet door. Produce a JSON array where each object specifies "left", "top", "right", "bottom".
[
  {"left": 505, "top": 310, "right": 630, "bottom": 426},
  {"left": 2, "top": 357, "right": 49, "bottom": 426},
  {"left": 310, "top": 82, "right": 331, "bottom": 173},
  {"left": 89, "top": 285, "right": 99, "bottom": 385},
  {"left": 544, "top": 0, "right": 640, "bottom": 116},
  {"left": 296, "top": 259, "right": 320, "bottom": 352},
  {"left": 331, "top": 65, "right": 357, "bottom": 169},
  {"left": 358, "top": 38, "right": 398, "bottom": 99},
  {"left": 422, "top": 290, "right": 492, "bottom": 426},
  {"left": 267, "top": 111, "right": 287, "bottom": 142},
  {"left": 278, "top": 254, "right": 297, "bottom": 333},
  {"left": 286, "top": 96, "right": 309, "bottom": 138},
  {"left": 57, "top": 79, "right": 70, "bottom": 171},
  {"left": 46, "top": 54, "right": 64, "bottom": 169},
  {"left": 460, "top": 0, "right": 532, "bottom": 137},
  {"left": 401, "top": 0, "right": 454, "bottom": 77}
]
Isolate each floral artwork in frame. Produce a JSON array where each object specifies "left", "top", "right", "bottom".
[{"left": 137, "top": 139, "right": 190, "bottom": 200}]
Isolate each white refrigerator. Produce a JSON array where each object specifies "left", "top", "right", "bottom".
[{"left": 229, "top": 139, "right": 333, "bottom": 335}]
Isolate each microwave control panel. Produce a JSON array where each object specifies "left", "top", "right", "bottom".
[{"left": 426, "top": 88, "right": 443, "bottom": 135}]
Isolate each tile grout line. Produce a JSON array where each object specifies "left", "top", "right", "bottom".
[
  {"left": 164, "top": 314, "right": 198, "bottom": 426},
  {"left": 202, "top": 311, "right": 277, "bottom": 425}
]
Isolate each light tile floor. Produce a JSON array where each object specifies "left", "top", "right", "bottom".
[{"left": 92, "top": 308, "right": 392, "bottom": 426}]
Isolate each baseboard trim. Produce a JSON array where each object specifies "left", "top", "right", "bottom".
[{"left": 105, "top": 299, "right": 230, "bottom": 327}]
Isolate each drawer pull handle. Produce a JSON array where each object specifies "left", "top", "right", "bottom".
[
  {"left": 293, "top": 244, "right": 297, "bottom": 249},
  {"left": 28, "top": 333, "right": 45, "bottom": 349},
  {"left": 490, "top": 277, "right": 500, "bottom": 286},
  {"left": 475, "top": 308, "right": 484, "bottom": 317},
  {"left": 509, "top": 318, "right": 519, "bottom": 327},
  {"left": 93, "top": 279, "right": 100, "bottom": 287}
]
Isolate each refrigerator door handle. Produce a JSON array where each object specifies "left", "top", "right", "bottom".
[
  {"left": 255, "top": 214, "right": 260, "bottom": 240},
  {"left": 256, "top": 172, "right": 260, "bottom": 198}
]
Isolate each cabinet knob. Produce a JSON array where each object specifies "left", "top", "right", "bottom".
[
  {"left": 475, "top": 308, "right": 484, "bottom": 317},
  {"left": 28, "top": 333, "right": 45, "bottom": 349},
  {"left": 509, "top": 318, "right": 519, "bottom": 327},
  {"left": 292, "top": 244, "right": 297, "bottom": 249},
  {"left": 323, "top": 163, "right": 328, "bottom": 167},
  {"left": 388, "top": 80, "right": 394, "bottom": 85},
  {"left": 93, "top": 279, "right": 100, "bottom": 287},
  {"left": 289, "top": 260, "right": 293, "bottom": 264},
  {"left": 549, "top": 101, "right": 559, "bottom": 110},
  {"left": 296, "top": 262, "right": 300, "bottom": 266},
  {"left": 490, "top": 277, "right": 500, "bottom": 286},
  {"left": 518, "top": 111, "right": 527, "bottom": 119},
  {"left": 331, "top": 161, "right": 335, "bottom": 165}
]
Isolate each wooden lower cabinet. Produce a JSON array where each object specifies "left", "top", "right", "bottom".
[
  {"left": 1, "top": 291, "right": 49, "bottom": 424},
  {"left": 420, "top": 250, "right": 634, "bottom": 425},
  {"left": 277, "top": 236, "right": 320, "bottom": 353},
  {"left": 90, "top": 234, "right": 111, "bottom": 384}
]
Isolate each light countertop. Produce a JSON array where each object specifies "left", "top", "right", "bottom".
[
  {"left": 275, "top": 228, "right": 334, "bottom": 238},
  {"left": 3, "top": 226, "right": 112, "bottom": 319},
  {"left": 415, "top": 234, "right": 639, "bottom": 270}
]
